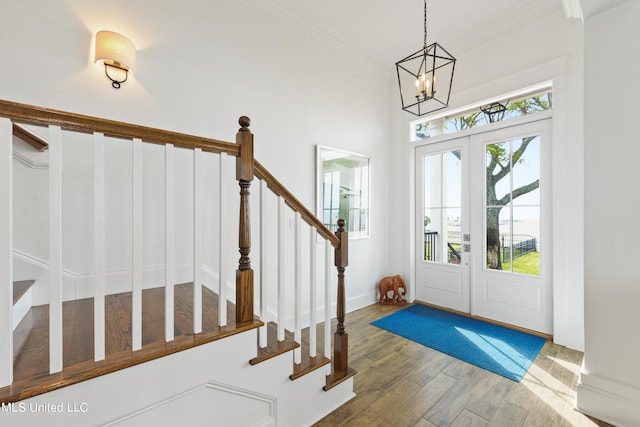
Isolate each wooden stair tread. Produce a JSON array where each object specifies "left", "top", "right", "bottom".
[
  {"left": 1, "top": 283, "right": 263, "bottom": 404},
  {"left": 290, "top": 322, "right": 332, "bottom": 381},
  {"left": 249, "top": 321, "right": 299, "bottom": 365},
  {"left": 323, "top": 367, "right": 357, "bottom": 391},
  {"left": 290, "top": 349, "right": 330, "bottom": 381},
  {"left": 251, "top": 320, "right": 334, "bottom": 381},
  {"left": 12, "top": 280, "right": 35, "bottom": 305}
]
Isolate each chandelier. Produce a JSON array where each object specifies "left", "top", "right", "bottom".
[
  {"left": 395, "top": 0, "right": 456, "bottom": 116},
  {"left": 480, "top": 100, "right": 509, "bottom": 123}
]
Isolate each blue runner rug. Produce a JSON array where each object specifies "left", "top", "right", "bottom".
[{"left": 370, "top": 304, "right": 546, "bottom": 382}]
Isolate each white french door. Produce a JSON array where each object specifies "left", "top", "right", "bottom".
[
  {"left": 415, "top": 117, "right": 552, "bottom": 334},
  {"left": 415, "top": 137, "right": 470, "bottom": 313}
]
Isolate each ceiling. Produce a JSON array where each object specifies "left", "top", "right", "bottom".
[{"left": 237, "top": 0, "right": 565, "bottom": 71}]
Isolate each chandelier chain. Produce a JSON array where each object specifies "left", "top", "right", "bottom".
[{"left": 423, "top": 0, "right": 428, "bottom": 49}]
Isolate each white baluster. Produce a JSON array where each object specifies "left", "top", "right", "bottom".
[
  {"left": 294, "top": 212, "right": 302, "bottom": 364},
  {"left": 218, "top": 153, "right": 227, "bottom": 327},
  {"left": 93, "top": 132, "right": 106, "bottom": 361},
  {"left": 165, "top": 143, "right": 175, "bottom": 342},
  {"left": 132, "top": 138, "right": 142, "bottom": 351},
  {"left": 49, "top": 125, "right": 63, "bottom": 373},
  {"left": 193, "top": 148, "right": 203, "bottom": 334},
  {"left": 309, "top": 226, "right": 317, "bottom": 358},
  {"left": 277, "top": 196, "right": 286, "bottom": 342},
  {"left": 0, "top": 118, "right": 13, "bottom": 386},
  {"left": 258, "top": 179, "right": 268, "bottom": 348}
]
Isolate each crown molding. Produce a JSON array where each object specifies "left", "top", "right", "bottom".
[
  {"left": 580, "top": 0, "right": 630, "bottom": 18},
  {"left": 562, "top": 0, "right": 584, "bottom": 19}
]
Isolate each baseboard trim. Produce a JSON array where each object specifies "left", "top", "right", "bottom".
[{"left": 576, "top": 370, "right": 640, "bottom": 427}]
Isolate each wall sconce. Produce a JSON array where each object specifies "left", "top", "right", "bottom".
[{"left": 94, "top": 30, "right": 136, "bottom": 89}]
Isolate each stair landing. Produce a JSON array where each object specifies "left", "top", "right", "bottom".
[{"left": 1, "top": 283, "right": 262, "bottom": 403}]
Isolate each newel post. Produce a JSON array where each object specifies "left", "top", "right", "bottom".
[
  {"left": 236, "top": 116, "right": 254, "bottom": 324},
  {"left": 325, "top": 218, "right": 356, "bottom": 390}
]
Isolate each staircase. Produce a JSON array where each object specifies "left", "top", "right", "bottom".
[{"left": 0, "top": 100, "right": 356, "bottom": 426}]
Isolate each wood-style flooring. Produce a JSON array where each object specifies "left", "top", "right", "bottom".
[
  {"left": 2, "top": 283, "right": 261, "bottom": 403},
  {"left": 313, "top": 303, "right": 613, "bottom": 427}
]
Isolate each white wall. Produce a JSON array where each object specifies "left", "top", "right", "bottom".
[
  {"left": 388, "top": 7, "right": 586, "bottom": 350},
  {"left": 577, "top": 1, "right": 640, "bottom": 425},
  {"left": 1, "top": 1, "right": 390, "bottom": 311}
]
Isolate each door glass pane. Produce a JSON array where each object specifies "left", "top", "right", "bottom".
[
  {"left": 509, "top": 206, "right": 540, "bottom": 275},
  {"left": 424, "top": 155, "right": 442, "bottom": 208},
  {"left": 486, "top": 142, "right": 510, "bottom": 203},
  {"left": 485, "top": 136, "right": 540, "bottom": 276},
  {"left": 512, "top": 136, "right": 540, "bottom": 205},
  {"left": 445, "top": 150, "right": 462, "bottom": 207},
  {"left": 446, "top": 207, "right": 462, "bottom": 264},
  {"left": 423, "top": 150, "right": 462, "bottom": 265},
  {"left": 486, "top": 207, "right": 507, "bottom": 269},
  {"left": 423, "top": 208, "right": 437, "bottom": 261}
]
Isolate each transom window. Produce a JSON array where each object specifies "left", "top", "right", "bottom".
[{"left": 413, "top": 88, "right": 552, "bottom": 140}]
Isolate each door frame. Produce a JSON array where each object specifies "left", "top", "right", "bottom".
[{"left": 410, "top": 111, "right": 553, "bottom": 332}]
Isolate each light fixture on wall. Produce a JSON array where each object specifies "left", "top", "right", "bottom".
[
  {"left": 94, "top": 30, "right": 136, "bottom": 89},
  {"left": 395, "top": 0, "right": 456, "bottom": 116}
]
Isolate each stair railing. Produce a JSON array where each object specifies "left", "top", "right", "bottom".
[
  {"left": 254, "top": 158, "right": 355, "bottom": 389},
  {"left": 0, "top": 99, "right": 353, "bottom": 392}
]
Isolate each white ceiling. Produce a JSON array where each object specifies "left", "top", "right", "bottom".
[{"left": 238, "top": 0, "right": 565, "bottom": 71}]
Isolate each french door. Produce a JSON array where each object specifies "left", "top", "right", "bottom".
[{"left": 415, "top": 118, "right": 552, "bottom": 334}]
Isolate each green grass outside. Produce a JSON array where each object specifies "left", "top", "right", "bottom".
[
  {"left": 425, "top": 241, "right": 540, "bottom": 276},
  {"left": 502, "top": 251, "right": 540, "bottom": 276}
]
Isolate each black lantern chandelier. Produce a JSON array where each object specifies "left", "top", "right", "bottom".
[{"left": 395, "top": 0, "right": 456, "bottom": 116}]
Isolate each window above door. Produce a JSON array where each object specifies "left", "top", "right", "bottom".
[{"left": 412, "top": 85, "right": 553, "bottom": 141}]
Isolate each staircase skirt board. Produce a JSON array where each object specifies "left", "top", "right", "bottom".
[{"left": 1, "top": 329, "right": 355, "bottom": 427}]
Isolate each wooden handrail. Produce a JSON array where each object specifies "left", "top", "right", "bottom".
[
  {"left": 0, "top": 99, "right": 239, "bottom": 156},
  {"left": 12, "top": 123, "right": 48, "bottom": 151},
  {"left": 1, "top": 99, "right": 338, "bottom": 249},
  {"left": 254, "top": 160, "right": 340, "bottom": 248}
]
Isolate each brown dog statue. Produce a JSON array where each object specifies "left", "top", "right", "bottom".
[{"left": 378, "top": 275, "right": 408, "bottom": 305}]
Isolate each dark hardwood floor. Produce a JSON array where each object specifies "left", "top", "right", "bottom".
[{"left": 314, "top": 303, "right": 613, "bottom": 427}]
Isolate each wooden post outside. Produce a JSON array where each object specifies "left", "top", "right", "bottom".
[
  {"left": 325, "top": 218, "right": 356, "bottom": 390},
  {"left": 235, "top": 116, "right": 254, "bottom": 324}
]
